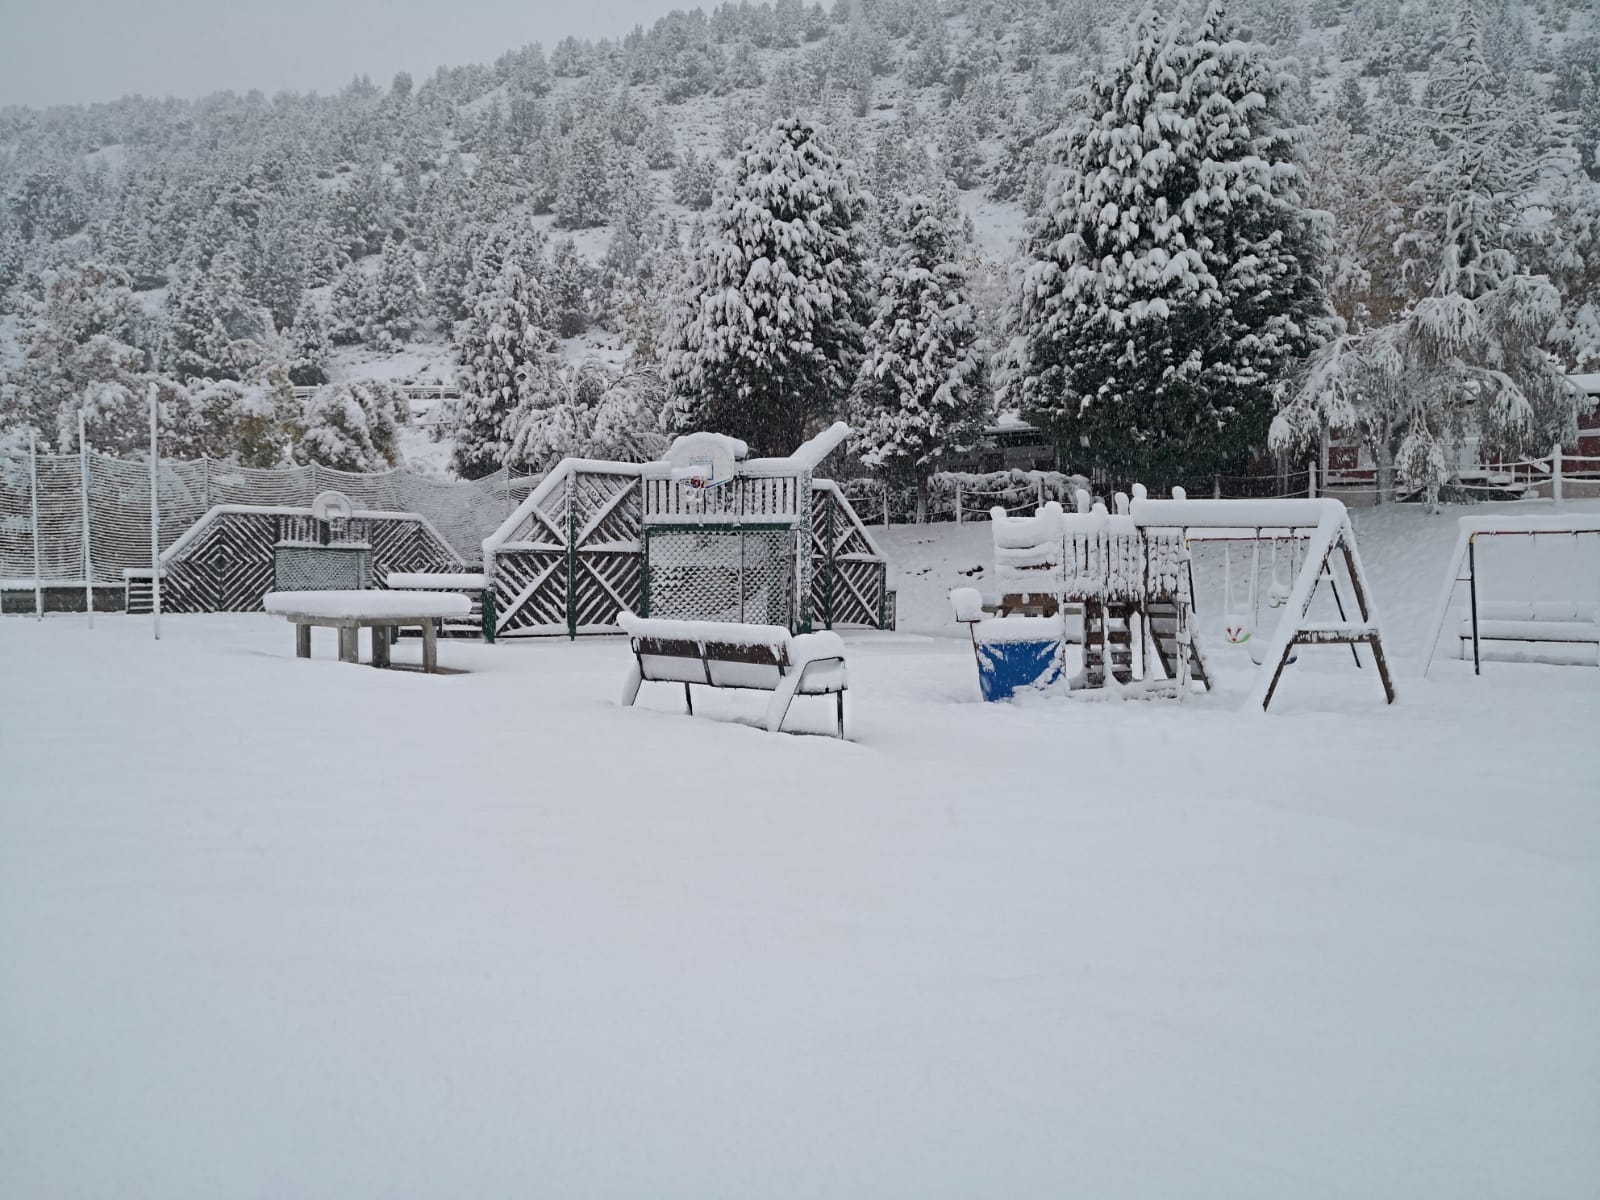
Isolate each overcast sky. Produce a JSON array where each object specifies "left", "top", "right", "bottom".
[{"left": 0, "top": 0, "right": 674, "bottom": 108}]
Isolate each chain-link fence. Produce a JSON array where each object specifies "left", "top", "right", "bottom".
[
  {"left": 0, "top": 446, "right": 540, "bottom": 590},
  {"left": 642, "top": 526, "right": 798, "bottom": 628}
]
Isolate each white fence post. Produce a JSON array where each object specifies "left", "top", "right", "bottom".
[
  {"left": 29, "top": 429, "right": 42, "bottom": 620},
  {"left": 1552, "top": 441, "right": 1563, "bottom": 508},
  {"left": 1308, "top": 456, "right": 1318, "bottom": 499},
  {"left": 79, "top": 409, "right": 93, "bottom": 628},
  {"left": 150, "top": 383, "right": 161, "bottom": 641},
  {"left": 955, "top": 481, "right": 963, "bottom": 524}
]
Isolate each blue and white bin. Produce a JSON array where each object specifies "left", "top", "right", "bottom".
[
  {"left": 950, "top": 589, "right": 1066, "bottom": 701},
  {"left": 973, "top": 616, "right": 1065, "bottom": 700}
]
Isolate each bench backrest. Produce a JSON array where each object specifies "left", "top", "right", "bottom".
[{"left": 633, "top": 634, "right": 793, "bottom": 690}]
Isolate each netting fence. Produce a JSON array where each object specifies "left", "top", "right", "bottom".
[
  {"left": 0, "top": 447, "right": 541, "bottom": 590},
  {"left": 838, "top": 466, "right": 1316, "bottom": 526}
]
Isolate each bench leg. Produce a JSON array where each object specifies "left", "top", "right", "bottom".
[
  {"left": 422, "top": 621, "right": 438, "bottom": 674},
  {"left": 338, "top": 625, "right": 359, "bottom": 664},
  {"left": 837, "top": 689, "right": 845, "bottom": 739},
  {"left": 296, "top": 624, "right": 311, "bottom": 659},
  {"left": 683, "top": 682, "right": 693, "bottom": 714},
  {"left": 764, "top": 674, "right": 802, "bottom": 734},
  {"left": 620, "top": 664, "right": 643, "bottom": 707},
  {"left": 371, "top": 624, "right": 390, "bottom": 669}
]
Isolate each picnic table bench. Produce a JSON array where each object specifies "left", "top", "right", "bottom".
[
  {"left": 618, "top": 612, "right": 849, "bottom": 737},
  {"left": 263, "top": 590, "right": 472, "bottom": 673}
]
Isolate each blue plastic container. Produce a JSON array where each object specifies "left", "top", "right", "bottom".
[{"left": 975, "top": 635, "right": 1063, "bottom": 701}]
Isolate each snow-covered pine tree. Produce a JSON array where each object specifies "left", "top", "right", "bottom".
[
  {"left": 286, "top": 294, "right": 330, "bottom": 387},
  {"left": 297, "top": 382, "right": 385, "bottom": 472},
  {"left": 555, "top": 118, "right": 615, "bottom": 229},
  {"left": 663, "top": 117, "right": 870, "bottom": 456},
  {"left": 671, "top": 148, "right": 719, "bottom": 210},
  {"left": 369, "top": 236, "right": 424, "bottom": 348},
  {"left": 330, "top": 262, "right": 374, "bottom": 346},
  {"left": 1010, "top": 5, "right": 1330, "bottom": 484},
  {"left": 1274, "top": 8, "right": 1586, "bottom": 504},
  {"left": 452, "top": 256, "right": 561, "bottom": 478},
  {"left": 939, "top": 106, "right": 983, "bottom": 190},
  {"left": 852, "top": 195, "right": 989, "bottom": 523}
]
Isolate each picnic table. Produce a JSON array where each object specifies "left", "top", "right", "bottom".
[{"left": 263, "top": 590, "right": 472, "bottom": 673}]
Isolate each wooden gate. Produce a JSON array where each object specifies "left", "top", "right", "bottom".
[
  {"left": 810, "top": 482, "right": 895, "bottom": 630},
  {"left": 491, "top": 464, "right": 642, "bottom": 637}
]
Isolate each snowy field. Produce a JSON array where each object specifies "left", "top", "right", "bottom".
[{"left": 3, "top": 503, "right": 1598, "bottom": 1198}]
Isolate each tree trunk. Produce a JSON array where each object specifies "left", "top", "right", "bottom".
[
  {"left": 1375, "top": 422, "right": 1396, "bottom": 505},
  {"left": 915, "top": 473, "right": 929, "bottom": 525}
]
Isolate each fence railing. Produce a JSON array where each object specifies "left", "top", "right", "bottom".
[
  {"left": 0, "top": 444, "right": 541, "bottom": 596},
  {"left": 839, "top": 465, "right": 1317, "bottom": 527}
]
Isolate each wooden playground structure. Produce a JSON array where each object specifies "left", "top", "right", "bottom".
[{"left": 980, "top": 489, "right": 1395, "bottom": 711}]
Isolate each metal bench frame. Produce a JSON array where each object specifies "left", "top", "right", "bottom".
[{"left": 622, "top": 634, "right": 847, "bottom": 737}]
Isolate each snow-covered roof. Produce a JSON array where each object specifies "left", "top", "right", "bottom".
[{"left": 1569, "top": 373, "right": 1600, "bottom": 396}]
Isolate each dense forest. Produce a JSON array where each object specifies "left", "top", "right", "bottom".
[{"left": 1, "top": 0, "right": 1596, "bottom": 502}]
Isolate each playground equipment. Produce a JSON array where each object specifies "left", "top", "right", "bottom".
[
  {"left": 1421, "top": 514, "right": 1600, "bottom": 674},
  {"left": 968, "top": 492, "right": 1394, "bottom": 711},
  {"left": 483, "top": 423, "right": 894, "bottom": 638}
]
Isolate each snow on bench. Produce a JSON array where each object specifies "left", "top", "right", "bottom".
[
  {"left": 617, "top": 612, "right": 848, "bottom": 737},
  {"left": 384, "top": 572, "right": 489, "bottom": 591}
]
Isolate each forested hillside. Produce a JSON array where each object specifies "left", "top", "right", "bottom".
[{"left": 1, "top": 0, "right": 1595, "bottom": 499}]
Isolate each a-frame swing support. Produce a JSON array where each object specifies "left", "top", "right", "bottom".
[{"left": 1130, "top": 498, "right": 1396, "bottom": 713}]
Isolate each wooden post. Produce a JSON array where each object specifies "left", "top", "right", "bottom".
[
  {"left": 422, "top": 621, "right": 438, "bottom": 673},
  {"left": 338, "top": 623, "right": 359, "bottom": 664},
  {"left": 955, "top": 481, "right": 963, "bottom": 524},
  {"left": 1552, "top": 441, "right": 1563, "bottom": 508},
  {"left": 1308, "top": 455, "right": 1317, "bottom": 499},
  {"left": 371, "top": 624, "right": 391, "bottom": 669},
  {"left": 882, "top": 484, "right": 890, "bottom": 532},
  {"left": 1036, "top": 476, "right": 1046, "bottom": 511},
  {"left": 296, "top": 623, "right": 312, "bottom": 658}
]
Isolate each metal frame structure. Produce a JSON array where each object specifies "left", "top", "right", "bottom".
[{"left": 1421, "top": 514, "right": 1600, "bottom": 676}]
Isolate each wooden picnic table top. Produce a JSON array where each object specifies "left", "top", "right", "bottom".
[{"left": 263, "top": 590, "right": 471, "bottom": 622}]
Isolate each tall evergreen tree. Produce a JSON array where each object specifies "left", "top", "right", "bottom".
[
  {"left": 452, "top": 257, "right": 561, "bottom": 477},
  {"left": 853, "top": 196, "right": 989, "bottom": 522},
  {"left": 1009, "top": 5, "right": 1330, "bottom": 483},
  {"left": 663, "top": 118, "right": 869, "bottom": 456}
]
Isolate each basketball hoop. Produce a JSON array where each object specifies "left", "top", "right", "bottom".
[{"left": 664, "top": 433, "right": 742, "bottom": 496}]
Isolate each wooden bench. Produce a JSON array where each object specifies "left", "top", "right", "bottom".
[
  {"left": 618, "top": 613, "right": 849, "bottom": 737},
  {"left": 385, "top": 571, "right": 496, "bottom": 642},
  {"left": 263, "top": 590, "right": 472, "bottom": 673}
]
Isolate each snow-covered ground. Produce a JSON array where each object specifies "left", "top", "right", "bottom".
[{"left": 3, "top": 503, "right": 1598, "bottom": 1198}]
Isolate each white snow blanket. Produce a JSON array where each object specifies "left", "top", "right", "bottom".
[
  {"left": 263, "top": 590, "right": 471, "bottom": 619},
  {"left": 3, "top": 501, "right": 1598, "bottom": 1199}
]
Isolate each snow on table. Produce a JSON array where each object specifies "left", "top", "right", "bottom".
[{"left": 262, "top": 589, "right": 471, "bottom": 619}]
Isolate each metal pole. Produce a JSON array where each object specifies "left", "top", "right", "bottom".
[
  {"left": 150, "top": 383, "right": 161, "bottom": 641},
  {"left": 79, "top": 409, "right": 93, "bottom": 628},
  {"left": 1468, "top": 536, "right": 1480, "bottom": 676},
  {"left": 28, "top": 429, "right": 42, "bottom": 620}
]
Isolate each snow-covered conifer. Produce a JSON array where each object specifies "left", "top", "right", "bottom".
[
  {"left": 452, "top": 257, "right": 561, "bottom": 477},
  {"left": 1010, "top": 5, "right": 1330, "bottom": 483},
  {"left": 286, "top": 294, "right": 330, "bottom": 387},
  {"left": 852, "top": 196, "right": 988, "bottom": 522},
  {"left": 663, "top": 117, "right": 869, "bottom": 455}
]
